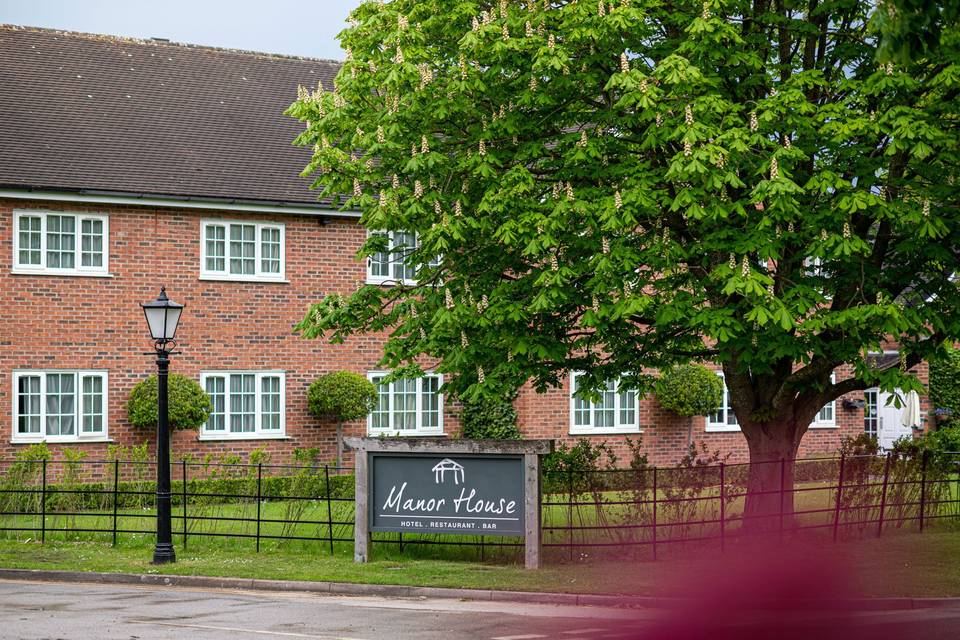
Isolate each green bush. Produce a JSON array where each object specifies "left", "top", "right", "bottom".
[
  {"left": 930, "top": 347, "right": 960, "bottom": 427},
  {"left": 127, "top": 374, "right": 211, "bottom": 430},
  {"left": 307, "top": 371, "right": 377, "bottom": 422},
  {"left": 460, "top": 396, "right": 521, "bottom": 440},
  {"left": 655, "top": 364, "right": 724, "bottom": 417}
]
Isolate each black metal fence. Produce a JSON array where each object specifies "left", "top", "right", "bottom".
[{"left": 0, "top": 452, "right": 956, "bottom": 562}]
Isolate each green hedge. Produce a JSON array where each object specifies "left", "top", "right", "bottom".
[
  {"left": 127, "top": 374, "right": 211, "bottom": 430},
  {"left": 655, "top": 364, "right": 724, "bottom": 417},
  {"left": 0, "top": 471, "right": 355, "bottom": 513}
]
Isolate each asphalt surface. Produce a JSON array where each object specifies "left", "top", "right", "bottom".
[{"left": 1, "top": 579, "right": 959, "bottom": 639}]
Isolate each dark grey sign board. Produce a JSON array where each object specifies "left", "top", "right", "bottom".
[
  {"left": 370, "top": 453, "right": 524, "bottom": 536},
  {"left": 344, "top": 437, "right": 553, "bottom": 569}
]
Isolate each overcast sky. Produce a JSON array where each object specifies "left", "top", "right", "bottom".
[{"left": 0, "top": 0, "right": 359, "bottom": 59}]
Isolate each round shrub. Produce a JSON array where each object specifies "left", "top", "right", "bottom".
[
  {"left": 655, "top": 364, "right": 724, "bottom": 417},
  {"left": 127, "top": 374, "right": 211, "bottom": 430},
  {"left": 460, "top": 396, "right": 522, "bottom": 440},
  {"left": 307, "top": 371, "right": 377, "bottom": 422}
]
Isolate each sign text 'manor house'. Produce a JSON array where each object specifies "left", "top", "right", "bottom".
[{"left": 369, "top": 454, "right": 525, "bottom": 536}]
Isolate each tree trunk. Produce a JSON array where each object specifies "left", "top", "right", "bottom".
[
  {"left": 741, "top": 422, "right": 802, "bottom": 532},
  {"left": 336, "top": 422, "right": 343, "bottom": 469}
]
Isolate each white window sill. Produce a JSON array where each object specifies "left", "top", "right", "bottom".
[
  {"left": 367, "top": 431, "right": 445, "bottom": 438},
  {"left": 11, "top": 437, "right": 113, "bottom": 444},
  {"left": 808, "top": 423, "right": 838, "bottom": 429},
  {"left": 705, "top": 426, "right": 742, "bottom": 433},
  {"left": 11, "top": 269, "right": 113, "bottom": 278},
  {"left": 366, "top": 277, "right": 418, "bottom": 287},
  {"left": 568, "top": 428, "right": 642, "bottom": 436},
  {"left": 199, "top": 274, "right": 289, "bottom": 284},
  {"left": 197, "top": 433, "right": 290, "bottom": 442}
]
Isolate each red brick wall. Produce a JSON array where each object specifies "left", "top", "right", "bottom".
[{"left": 1, "top": 198, "right": 931, "bottom": 468}]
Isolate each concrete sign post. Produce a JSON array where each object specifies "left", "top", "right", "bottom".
[{"left": 345, "top": 438, "right": 553, "bottom": 569}]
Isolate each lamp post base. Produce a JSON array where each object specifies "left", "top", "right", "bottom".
[{"left": 152, "top": 543, "right": 176, "bottom": 565}]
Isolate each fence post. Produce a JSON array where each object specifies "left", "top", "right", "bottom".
[
  {"left": 652, "top": 466, "right": 658, "bottom": 561},
  {"left": 40, "top": 459, "right": 46, "bottom": 544},
  {"left": 877, "top": 452, "right": 891, "bottom": 538},
  {"left": 832, "top": 453, "right": 846, "bottom": 543},
  {"left": 919, "top": 449, "right": 929, "bottom": 533},
  {"left": 778, "top": 457, "right": 786, "bottom": 543},
  {"left": 719, "top": 463, "right": 726, "bottom": 553},
  {"left": 255, "top": 462, "right": 262, "bottom": 553},
  {"left": 324, "top": 465, "right": 334, "bottom": 555},
  {"left": 567, "top": 468, "right": 574, "bottom": 562},
  {"left": 112, "top": 459, "right": 119, "bottom": 547},
  {"left": 181, "top": 460, "right": 188, "bottom": 549}
]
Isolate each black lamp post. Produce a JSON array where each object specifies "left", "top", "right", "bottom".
[{"left": 141, "top": 286, "right": 184, "bottom": 565}]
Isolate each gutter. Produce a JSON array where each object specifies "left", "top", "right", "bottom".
[{"left": 0, "top": 187, "right": 361, "bottom": 218}]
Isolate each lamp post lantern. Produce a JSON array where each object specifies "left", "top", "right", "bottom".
[{"left": 141, "top": 286, "right": 184, "bottom": 565}]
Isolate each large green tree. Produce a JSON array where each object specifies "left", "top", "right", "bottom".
[{"left": 289, "top": 0, "right": 960, "bottom": 520}]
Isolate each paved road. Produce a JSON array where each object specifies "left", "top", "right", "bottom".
[{"left": 1, "top": 580, "right": 959, "bottom": 639}]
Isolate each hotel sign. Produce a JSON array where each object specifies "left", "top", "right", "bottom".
[
  {"left": 345, "top": 437, "right": 553, "bottom": 569},
  {"left": 370, "top": 453, "right": 525, "bottom": 536}
]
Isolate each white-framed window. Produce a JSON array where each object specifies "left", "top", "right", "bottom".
[
  {"left": 706, "top": 372, "right": 740, "bottom": 432},
  {"left": 199, "top": 371, "right": 285, "bottom": 439},
  {"left": 367, "top": 372, "right": 443, "bottom": 435},
  {"left": 12, "top": 210, "right": 110, "bottom": 276},
  {"left": 811, "top": 373, "right": 837, "bottom": 428},
  {"left": 366, "top": 230, "right": 440, "bottom": 285},
  {"left": 12, "top": 370, "right": 109, "bottom": 443},
  {"left": 569, "top": 372, "right": 640, "bottom": 434},
  {"left": 200, "top": 219, "right": 285, "bottom": 282}
]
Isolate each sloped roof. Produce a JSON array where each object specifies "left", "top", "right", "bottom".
[{"left": 0, "top": 25, "right": 341, "bottom": 207}]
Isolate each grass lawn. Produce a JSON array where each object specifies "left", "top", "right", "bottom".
[{"left": 0, "top": 524, "right": 957, "bottom": 599}]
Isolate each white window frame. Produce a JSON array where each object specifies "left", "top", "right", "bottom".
[
  {"left": 11, "top": 370, "right": 109, "bottom": 443},
  {"left": 365, "top": 230, "right": 440, "bottom": 286},
  {"left": 198, "top": 370, "right": 286, "bottom": 440},
  {"left": 706, "top": 372, "right": 741, "bottom": 433},
  {"left": 12, "top": 209, "right": 111, "bottom": 277},
  {"left": 366, "top": 371, "right": 444, "bottom": 436},
  {"left": 199, "top": 219, "right": 286, "bottom": 283},
  {"left": 568, "top": 372, "right": 641, "bottom": 435},
  {"left": 810, "top": 373, "right": 838, "bottom": 428}
]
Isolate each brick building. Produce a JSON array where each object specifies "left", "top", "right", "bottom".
[{"left": 0, "top": 25, "right": 927, "bottom": 467}]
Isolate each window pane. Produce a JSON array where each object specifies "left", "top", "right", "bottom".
[
  {"left": 80, "top": 219, "right": 104, "bottom": 267},
  {"left": 392, "top": 378, "right": 417, "bottom": 430},
  {"left": 81, "top": 375, "right": 103, "bottom": 433},
  {"left": 619, "top": 386, "right": 636, "bottom": 428},
  {"left": 229, "top": 224, "right": 256, "bottom": 275},
  {"left": 205, "top": 377, "right": 226, "bottom": 431},
  {"left": 370, "top": 377, "right": 390, "bottom": 430},
  {"left": 45, "top": 373, "right": 75, "bottom": 436},
  {"left": 46, "top": 215, "right": 76, "bottom": 269},
  {"left": 18, "top": 216, "right": 42, "bottom": 265},
  {"left": 390, "top": 231, "right": 417, "bottom": 281},
  {"left": 260, "top": 227, "right": 281, "bottom": 274},
  {"left": 594, "top": 380, "right": 616, "bottom": 429},
  {"left": 229, "top": 374, "right": 256, "bottom": 432},
  {"left": 261, "top": 376, "right": 281, "bottom": 430},
  {"left": 572, "top": 375, "right": 591, "bottom": 427},
  {"left": 864, "top": 390, "right": 878, "bottom": 438},
  {"left": 369, "top": 233, "right": 390, "bottom": 278},
  {"left": 205, "top": 225, "right": 226, "bottom": 272},
  {"left": 421, "top": 376, "right": 440, "bottom": 429},
  {"left": 17, "top": 376, "right": 41, "bottom": 434}
]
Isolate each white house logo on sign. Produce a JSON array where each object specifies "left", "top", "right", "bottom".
[
  {"left": 371, "top": 454, "right": 525, "bottom": 536},
  {"left": 432, "top": 458, "right": 465, "bottom": 484}
]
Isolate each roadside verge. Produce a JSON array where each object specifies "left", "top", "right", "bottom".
[{"left": 0, "top": 568, "right": 957, "bottom": 611}]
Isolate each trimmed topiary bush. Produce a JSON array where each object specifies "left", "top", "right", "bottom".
[
  {"left": 460, "top": 396, "right": 521, "bottom": 440},
  {"left": 307, "top": 371, "right": 378, "bottom": 467},
  {"left": 127, "top": 374, "right": 211, "bottom": 430},
  {"left": 655, "top": 364, "right": 724, "bottom": 417}
]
